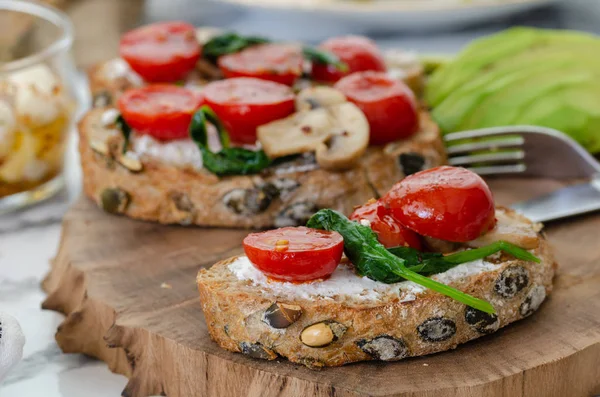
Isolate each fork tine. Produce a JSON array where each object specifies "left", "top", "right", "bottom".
[
  {"left": 443, "top": 126, "right": 531, "bottom": 143},
  {"left": 446, "top": 136, "right": 524, "bottom": 155},
  {"left": 448, "top": 150, "right": 525, "bottom": 166},
  {"left": 464, "top": 164, "right": 527, "bottom": 176}
]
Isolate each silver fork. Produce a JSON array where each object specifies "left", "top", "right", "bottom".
[{"left": 444, "top": 126, "right": 600, "bottom": 223}]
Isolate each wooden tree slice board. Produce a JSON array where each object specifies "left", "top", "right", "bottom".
[{"left": 42, "top": 178, "right": 600, "bottom": 397}]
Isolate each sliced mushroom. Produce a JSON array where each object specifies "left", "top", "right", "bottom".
[
  {"left": 295, "top": 86, "right": 347, "bottom": 111},
  {"left": 258, "top": 107, "right": 334, "bottom": 158},
  {"left": 258, "top": 102, "right": 369, "bottom": 171},
  {"left": 315, "top": 103, "right": 370, "bottom": 171}
]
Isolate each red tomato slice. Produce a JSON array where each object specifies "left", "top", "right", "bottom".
[
  {"left": 334, "top": 71, "right": 419, "bottom": 145},
  {"left": 243, "top": 227, "right": 344, "bottom": 282},
  {"left": 350, "top": 199, "right": 422, "bottom": 249},
  {"left": 120, "top": 21, "right": 200, "bottom": 83},
  {"left": 117, "top": 85, "right": 203, "bottom": 140},
  {"left": 218, "top": 43, "right": 303, "bottom": 86},
  {"left": 202, "top": 77, "right": 295, "bottom": 144},
  {"left": 382, "top": 166, "right": 496, "bottom": 242},
  {"left": 311, "top": 35, "right": 387, "bottom": 83}
]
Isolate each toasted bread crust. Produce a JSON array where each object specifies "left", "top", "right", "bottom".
[
  {"left": 197, "top": 213, "right": 556, "bottom": 368},
  {"left": 79, "top": 107, "right": 445, "bottom": 228}
]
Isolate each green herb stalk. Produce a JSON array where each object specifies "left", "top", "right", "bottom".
[
  {"left": 397, "top": 241, "right": 540, "bottom": 275},
  {"left": 115, "top": 115, "right": 132, "bottom": 154}
]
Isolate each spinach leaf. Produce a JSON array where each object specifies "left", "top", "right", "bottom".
[
  {"left": 202, "top": 32, "right": 270, "bottom": 63},
  {"left": 302, "top": 46, "right": 348, "bottom": 72},
  {"left": 115, "top": 115, "right": 132, "bottom": 154},
  {"left": 190, "top": 106, "right": 271, "bottom": 176},
  {"left": 307, "top": 209, "right": 496, "bottom": 314}
]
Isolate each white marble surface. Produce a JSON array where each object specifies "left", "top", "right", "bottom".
[{"left": 0, "top": 135, "right": 127, "bottom": 395}]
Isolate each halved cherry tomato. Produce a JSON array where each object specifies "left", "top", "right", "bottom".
[
  {"left": 334, "top": 71, "right": 419, "bottom": 145},
  {"left": 117, "top": 85, "right": 203, "bottom": 140},
  {"left": 310, "top": 35, "right": 387, "bottom": 83},
  {"left": 202, "top": 77, "right": 295, "bottom": 144},
  {"left": 350, "top": 199, "right": 422, "bottom": 249},
  {"left": 119, "top": 21, "right": 200, "bottom": 83},
  {"left": 243, "top": 226, "right": 344, "bottom": 282},
  {"left": 382, "top": 166, "right": 496, "bottom": 242},
  {"left": 218, "top": 43, "right": 303, "bottom": 86}
]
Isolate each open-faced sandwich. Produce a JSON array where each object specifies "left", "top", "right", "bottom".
[
  {"left": 197, "top": 166, "right": 556, "bottom": 368},
  {"left": 80, "top": 22, "right": 445, "bottom": 228}
]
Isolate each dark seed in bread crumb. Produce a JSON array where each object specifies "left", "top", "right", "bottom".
[
  {"left": 520, "top": 285, "right": 546, "bottom": 317},
  {"left": 417, "top": 317, "right": 456, "bottom": 342},
  {"left": 398, "top": 152, "right": 426, "bottom": 176},
  {"left": 465, "top": 307, "right": 499, "bottom": 334},
  {"left": 275, "top": 202, "right": 318, "bottom": 228},
  {"left": 223, "top": 188, "right": 271, "bottom": 215},
  {"left": 357, "top": 335, "right": 409, "bottom": 361},
  {"left": 494, "top": 266, "right": 529, "bottom": 298},
  {"left": 260, "top": 178, "right": 300, "bottom": 200},
  {"left": 239, "top": 342, "right": 277, "bottom": 360}
]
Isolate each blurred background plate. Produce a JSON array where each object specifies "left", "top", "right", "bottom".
[{"left": 214, "top": 0, "right": 559, "bottom": 34}]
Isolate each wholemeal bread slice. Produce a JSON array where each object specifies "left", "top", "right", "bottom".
[
  {"left": 197, "top": 208, "right": 556, "bottom": 368},
  {"left": 82, "top": 27, "right": 436, "bottom": 228},
  {"left": 79, "top": 108, "right": 445, "bottom": 228}
]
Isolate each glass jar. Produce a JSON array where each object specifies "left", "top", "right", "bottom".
[{"left": 0, "top": 0, "right": 77, "bottom": 213}]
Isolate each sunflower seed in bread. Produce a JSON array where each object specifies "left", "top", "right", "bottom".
[
  {"left": 263, "top": 303, "right": 302, "bottom": 329},
  {"left": 117, "top": 151, "right": 143, "bottom": 173}
]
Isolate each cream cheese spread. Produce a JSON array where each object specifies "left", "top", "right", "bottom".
[
  {"left": 228, "top": 255, "right": 501, "bottom": 303},
  {"left": 132, "top": 134, "right": 203, "bottom": 170}
]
